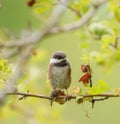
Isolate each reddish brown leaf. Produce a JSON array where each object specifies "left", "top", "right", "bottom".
[
  {"left": 81, "top": 65, "right": 91, "bottom": 73},
  {"left": 79, "top": 73, "right": 91, "bottom": 85}
]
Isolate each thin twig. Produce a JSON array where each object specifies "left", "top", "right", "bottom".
[
  {"left": 109, "top": 36, "right": 119, "bottom": 49},
  {"left": 6, "top": 92, "right": 51, "bottom": 100},
  {"left": 91, "top": 97, "right": 109, "bottom": 108},
  {"left": 67, "top": 5, "right": 81, "bottom": 17}
]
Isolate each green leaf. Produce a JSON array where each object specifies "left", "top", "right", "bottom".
[
  {"left": 81, "top": 51, "right": 90, "bottom": 61},
  {"left": 79, "top": 88, "right": 83, "bottom": 95},
  {"left": 87, "top": 80, "right": 110, "bottom": 95},
  {"left": 90, "top": 51, "right": 107, "bottom": 65},
  {"left": 80, "top": 41, "right": 89, "bottom": 49},
  {"left": 101, "top": 34, "right": 115, "bottom": 43},
  {"left": 69, "top": 0, "right": 90, "bottom": 13},
  {"left": 100, "top": 34, "right": 116, "bottom": 49},
  {"left": 33, "top": 0, "right": 52, "bottom": 14},
  {"left": 97, "top": 80, "right": 110, "bottom": 92},
  {"left": 89, "top": 22, "right": 109, "bottom": 37},
  {"left": 76, "top": 96, "right": 83, "bottom": 104}
]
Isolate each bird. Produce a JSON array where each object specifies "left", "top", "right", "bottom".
[{"left": 47, "top": 51, "right": 71, "bottom": 103}]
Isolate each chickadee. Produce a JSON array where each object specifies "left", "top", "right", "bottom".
[{"left": 47, "top": 51, "right": 71, "bottom": 100}]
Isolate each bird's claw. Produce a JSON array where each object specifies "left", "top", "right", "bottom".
[
  {"left": 50, "top": 89, "right": 71, "bottom": 105},
  {"left": 65, "top": 94, "right": 71, "bottom": 101}
]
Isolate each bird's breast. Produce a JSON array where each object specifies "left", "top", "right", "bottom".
[
  {"left": 49, "top": 65, "right": 71, "bottom": 89},
  {"left": 52, "top": 66, "right": 69, "bottom": 77}
]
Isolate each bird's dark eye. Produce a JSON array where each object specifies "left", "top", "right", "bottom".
[{"left": 56, "top": 56, "right": 62, "bottom": 59}]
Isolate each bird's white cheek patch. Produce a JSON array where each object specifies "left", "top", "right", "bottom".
[
  {"left": 50, "top": 58, "right": 67, "bottom": 64},
  {"left": 50, "top": 58, "right": 60, "bottom": 64}
]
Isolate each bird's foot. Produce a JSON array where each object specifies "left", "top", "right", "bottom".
[
  {"left": 50, "top": 89, "right": 62, "bottom": 106},
  {"left": 50, "top": 89, "right": 71, "bottom": 105},
  {"left": 65, "top": 94, "right": 71, "bottom": 101}
]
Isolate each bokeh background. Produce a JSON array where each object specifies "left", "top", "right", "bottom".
[{"left": 0, "top": 0, "right": 120, "bottom": 124}]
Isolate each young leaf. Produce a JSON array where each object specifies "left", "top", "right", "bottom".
[
  {"left": 87, "top": 80, "right": 110, "bottom": 95},
  {"left": 81, "top": 65, "right": 91, "bottom": 73}
]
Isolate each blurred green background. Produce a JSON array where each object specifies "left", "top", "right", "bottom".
[{"left": 0, "top": 0, "right": 120, "bottom": 124}]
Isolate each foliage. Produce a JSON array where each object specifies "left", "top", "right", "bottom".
[{"left": 0, "top": 55, "right": 11, "bottom": 87}]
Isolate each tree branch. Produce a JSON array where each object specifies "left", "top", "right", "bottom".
[
  {"left": 6, "top": 92, "right": 120, "bottom": 100},
  {"left": 50, "top": 6, "right": 96, "bottom": 33},
  {"left": 44, "top": 0, "right": 108, "bottom": 34},
  {"left": 0, "top": 0, "right": 107, "bottom": 48},
  {"left": 0, "top": 0, "right": 70, "bottom": 48}
]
